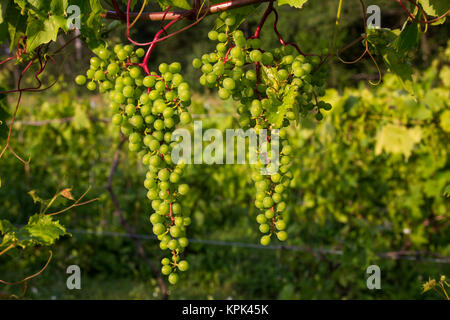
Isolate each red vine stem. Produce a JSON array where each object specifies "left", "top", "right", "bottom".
[
  {"left": 140, "top": 17, "right": 182, "bottom": 75},
  {"left": 253, "top": 1, "right": 274, "bottom": 39}
]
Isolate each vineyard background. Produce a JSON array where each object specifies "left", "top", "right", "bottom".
[{"left": 0, "top": 0, "right": 449, "bottom": 299}]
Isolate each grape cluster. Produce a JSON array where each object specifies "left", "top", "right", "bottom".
[
  {"left": 75, "top": 44, "right": 193, "bottom": 284},
  {"left": 193, "top": 11, "right": 331, "bottom": 245}
]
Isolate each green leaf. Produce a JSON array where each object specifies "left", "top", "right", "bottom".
[
  {"left": 6, "top": 4, "right": 27, "bottom": 52},
  {"left": 277, "top": 0, "right": 308, "bottom": 9},
  {"left": 26, "top": 15, "right": 61, "bottom": 52},
  {"left": 375, "top": 124, "right": 422, "bottom": 160},
  {"left": 50, "top": 0, "right": 68, "bottom": 16},
  {"left": 0, "top": 1, "right": 8, "bottom": 24},
  {"left": 266, "top": 85, "right": 298, "bottom": 128},
  {"left": 417, "top": 0, "right": 449, "bottom": 16},
  {"left": 394, "top": 23, "right": 419, "bottom": 52},
  {"left": 0, "top": 220, "right": 16, "bottom": 234},
  {"left": 21, "top": 214, "right": 69, "bottom": 246},
  {"left": 439, "top": 110, "right": 450, "bottom": 132}
]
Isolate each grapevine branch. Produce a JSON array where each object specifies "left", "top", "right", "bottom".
[{"left": 102, "top": 0, "right": 271, "bottom": 21}]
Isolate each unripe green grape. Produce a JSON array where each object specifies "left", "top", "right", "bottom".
[
  {"left": 168, "top": 239, "right": 178, "bottom": 250},
  {"left": 117, "top": 49, "right": 128, "bottom": 60},
  {"left": 225, "top": 16, "right": 236, "bottom": 26},
  {"left": 178, "top": 184, "right": 189, "bottom": 195},
  {"left": 246, "top": 70, "right": 257, "bottom": 82},
  {"left": 75, "top": 75, "right": 86, "bottom": 85},
  {"left": 86, "top": 69, "right": 95, "bottom": 79},
  {"left": 201, "top": 63, "right": 213, "bottom": 74},
  {"left": 208, "top": 30, "right": 218, "bottom": 41},
  {"left": 153, "top": 223, "right": 166, "bottom": 235},
  {"left": 178, "top": 260, "right": 189, "bottom": 271},
  {"left": 260, "top": 235, "right": 271, "bottom": 246},
  {"left": 122, "top": 85, "right": 134, "bottom": 98},
  {"left": 263, "top": 197, "right": 274, "bottom": 208},
  {"left": 265, "top": 209, "right": 275, "bottom": 219},
  {"left": 159, "top": 63, "right": 169, "bottom": 73},
  {"left": 216, "top": 43, "right": 227, "bottom": 53},
  {"left": 167, "top": 202, "right": 179, "bottom": 215},
  {"left": 206, "top": 73, "right": 217, "bottom": 84},
  {"left": 168, "top": 273, "right": 179, "bottom": 285},
  {"left": 93, "top": 70, "right": 105, "bottom": 81},
  {"left": 217, "top": 33, "right": 228, "bottom": 42},
  {"left": 259, "top": 223, "right": 270, "bottom": 233},
  {"left": 170, "top": 226, "right": 181, "bottom": 238},
  {"left": 130, "top": 115, "right": 144, "bottom": 128},
  {"left": 169, "top": 62, "right": 181, "bottom": 73},
  {"left": 278, "top": 69, "right": 289, "bottom": 81},
  {"left": 90, "top": 57, "right": 101, "bottom": 69},
  {"left": 142, "top": 76, "right": 155, "bottom": 88},
  {"left": 261, "top": 52, "right": 273, "bottom": 65},
  {"left": 256, "top": 214, "right": 267, "bottom": 224},
  {"left": 222, "top": 78, "right": 235, "bottom": 90},
  {"left": 124, "top": 104, "right": 135, "bottom": 116},
  {"left": 163, "top": 71, "right": 173, "bottom": 82},
  {"left": 161, "top": 265, "right": 172, "bottom": 275},
  {"left": 179, "top": 90, "right": 190, "bottom": 102},
  {"left": 218, "top": 88, "right": 231, "bottom": 100},
  {"left": 276, "top": 201, "right": 287, "bottom": 212},
  {"left": 250, "top": 50, "right": 262, "bottom": 62},
  {"left": 302, "top": 63, "right": 312, "bottom": 73},
  {"left": 155, "top": 81, "right": 165, "bottom": 92},
  {"left": 160, "top": 242, "right": 168, "bottom": 250},
  {"left": 87, "top": 81, "right": 97, "bottom": 91},
  {"left": 129, "top": 132, "right": 141, "bottom": 144},
  {"left": 282, "top": 145, "right": 292, "bottom": 155},
  {"left": 180, "top": 112, "right": 192, "bottom": 125},
  {"left": 112, "top": 113, "right": 122, "bottom": 125},
  {"left": 161, "top": 258, "right": 170, "bottom": 265},
  {"left": 136, "top": 48, "right": 145, "bottom": 57},
  {"left": 276, "top": 231, "right": 288, "bottom": 241},
  {"left": 129, "top": 67, "right": 141, "bottom": 79},
  {"left": 276, "top": 220, "right": 286, "bottom": 230}
]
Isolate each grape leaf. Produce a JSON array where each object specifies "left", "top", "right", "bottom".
[
  {"left": 50, "top": 0, "right": 69, "bottom": 16},
  {"left": 417, "top": 0, "right": 449, "bottom": 16},
  {"left": 6, "top": 4, "right": 26, "bottom": 52},
  {"left": 394, "top": 23, "right": 419, "bottom": 52},
  {"left": 375, "top": 124, "right": 422, "bottom": 160},
  {"left": 26, "top": 15, "right": 61, "bottom": 52},
  {"left": 0, "top": 1, "right": 8, "bottom": 24},
  {"left": 21, "top": 214, "right": 69, "bottom": 246},
  {"left": 439, "top": 110, "right": 450, "bottom": 132},
  {"left": 277, "top": 0, "right": 308, "bottom": 9},
  {"left": 266, "top": 85, "right": 298, "bottom": 128}
]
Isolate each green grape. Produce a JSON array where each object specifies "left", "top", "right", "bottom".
[
  {"left": 75, "top": 75, "right": 86, "bottom": 85},
  {"left": 260, "top": 235, "right": 271, "bottom": 246},
  {"left": 178, "top": 260, "right": 189, "bottom": 271},
  {"left": 86, "top": 82, "right": 96, "bottom": 91},
  {"left": 168, "top": 273, "right": 179, "bottom": 285}
]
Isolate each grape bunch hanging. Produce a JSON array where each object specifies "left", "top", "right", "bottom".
[
  {"left": 75, "top": 44, "right": 192, "bottom": 285},
  {"left": 193, "top": 10, "right": 331, "bottom": 246}
]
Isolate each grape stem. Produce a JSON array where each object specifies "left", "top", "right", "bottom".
[
  {"left": 139, "top": 17, "right": 182, "bottom": 75},
  {"left": 253, "top": 1, "right": 274, "bottom": 39}
]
